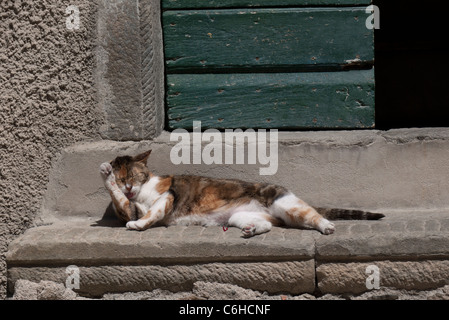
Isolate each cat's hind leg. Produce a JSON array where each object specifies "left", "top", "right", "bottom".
[
  {"left": 228, "top": 211, "right": 274, "bottom": 238},
  {"left": 272, "top": 193, "right": 335, "bottom": 235}
]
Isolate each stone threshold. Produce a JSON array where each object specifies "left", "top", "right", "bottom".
[
  {"left": 6, "top": 211, "right": 449, "bottom": 297},
  {"left": 40, "top": 128, "right": 449, "bottom": 224}
]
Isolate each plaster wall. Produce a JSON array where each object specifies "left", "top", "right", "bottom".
[{"left": 0, "top": 0, "right": 101, "bottom": 298}]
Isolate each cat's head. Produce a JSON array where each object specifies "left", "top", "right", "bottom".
[{"left": 110, "top": 150, "right": 152, "bottom": 200}]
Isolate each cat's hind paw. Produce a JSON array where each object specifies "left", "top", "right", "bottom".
[
  {"left": 319, "top": 219, "right": 335, "bottom": 235},
  {"left": 99, "top": 162, "right": 112, "bottom": 178},
  {"left": 241, "top": 224, "right": 256, "bottom": 238}
]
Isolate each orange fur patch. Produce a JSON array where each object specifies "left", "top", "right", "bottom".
[
  {"left": 310, "top": 214, "right": 321, "bottom": 226},
  {"left": 156, "top": 176, "right": 173, "bottom": 194},
  {"left": 264, "top": 214, "right": 284, "bottom": 227},
  {"left": 140, "top": 209, "right": 152, "bottom": 220},
  {"left": 119, "top": 165, "right": 127, "bottom": 178},
  {"left": 120, "top": 198, "right": 129, "bottom": 207},
  {"left": 304, "top": 207, "right": 323, "bottom": 228},
  {"left": 286, "top": 207, "right": 305, "bottom": 225},
  {"left": 193, "top": 186, "right": 228, "bottom": 214},
  {"left": 165, "top": 194, "right": 174, "bottom": 213},
  {"left": 286, "top": 206, "right": 322, "bottom": 227}
]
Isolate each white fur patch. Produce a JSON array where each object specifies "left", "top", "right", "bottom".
[
  {"left": 272, "top": 193, "right": 304, "bottom": 209},
  {"left": 318, "top": 218, "right": 335, "bottom": 235},
  {"left": 228, "top": 211, "right": 273, "bottom": 236},
  {"left": 174, "top": 214, "right": 222, "bottom": 226},
  {"left": 172, "top": 200, "right": 266, "bottom": 227},
  {"left": 269, "top": 193, "right": 306, "bottom": 219},
  {"left": 135, "top": 176, "right": 161, "bottom": 208}
]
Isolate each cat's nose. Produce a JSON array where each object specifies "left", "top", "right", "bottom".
[{"left": 125, "top": 184, "right": 132, "bottom": 191}]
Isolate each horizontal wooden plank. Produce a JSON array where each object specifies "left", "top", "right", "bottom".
[
  {"left": 163, "top": 8, "right": 373, "bottom": 72},
  {"left": 166, "top": 70, "right": 375, "bottom": 129},
  {"left": 162, "top": 0, "right": 373, "bottom": 9}
]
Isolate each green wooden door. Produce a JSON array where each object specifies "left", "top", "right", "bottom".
[{"left": 162, "top": 0, "right": 374, "bottom": 130}]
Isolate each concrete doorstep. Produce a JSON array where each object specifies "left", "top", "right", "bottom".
[{"left": 6, "top": 211, "right": 449, "bottom": 299}]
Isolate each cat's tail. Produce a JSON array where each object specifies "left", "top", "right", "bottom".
[{"left": 314, "top": 208, "right": 385, "bottom": 220}]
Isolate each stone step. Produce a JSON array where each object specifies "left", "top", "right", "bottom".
[
  {"left": 12, "top": 128, "right": 449, "bottom": 298},
  {"left": 6, "top": 211, "right": 449, "bottom": 298}
]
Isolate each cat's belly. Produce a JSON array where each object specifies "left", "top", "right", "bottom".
[
  {"left": 170, "top": 200, "right": 267, "bottom": 227},
  {"left": 171, "top": 211, "right": 232, "bottom": 227}
]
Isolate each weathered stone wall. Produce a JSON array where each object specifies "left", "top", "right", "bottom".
[
  {"left": 0, "top": 0, "right": 102, "bottom": 298},
  {"left": 9, "top": 279, "right": 449, "bottom": 300}
]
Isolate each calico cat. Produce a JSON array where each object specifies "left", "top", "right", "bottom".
[{"left": 100, "top": 150, "right": 384, "bottom": 237}]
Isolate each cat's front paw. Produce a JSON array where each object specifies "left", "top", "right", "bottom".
[
  {"left": 126, "top": 220, "right": 147, "bottom": 231},
  {"left": 100, "top": 162, "right": 113, "bottom": 179}
]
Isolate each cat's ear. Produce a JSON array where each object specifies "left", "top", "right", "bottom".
[{"left": 133, "top": 150, "right": 152, "bottom": 165}]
